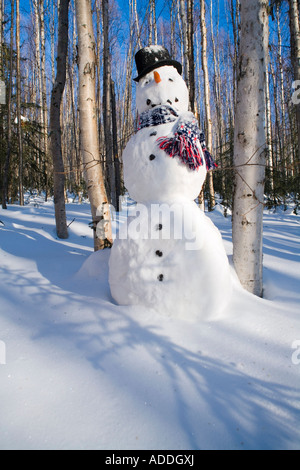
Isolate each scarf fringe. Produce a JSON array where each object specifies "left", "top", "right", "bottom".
[
  {"left": 157, "top": 133, "right": 204, "bottom": 171},
  {"left": 137, "top": 105, "right": 218, "bottom": 171},
  {"left": 203, "top": 149, "right": 218, "bottom": 171}
]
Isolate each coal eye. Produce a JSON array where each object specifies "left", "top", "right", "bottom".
[
  {"left": 169, "top": 78, "right": 174, "bottom": 82},
  {"left": 147, "top": 99, "right": 151, "bottom": 106},
  {"left": 175, "top": 97, "right": 179, "bottom": 102}
]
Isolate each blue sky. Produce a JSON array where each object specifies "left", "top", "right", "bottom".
[
  {"left": 18, "top": 0, "right": 226, "bottom": 26},
  {"left": 14, "top": 0, "right": 290, "bottom": 66}
]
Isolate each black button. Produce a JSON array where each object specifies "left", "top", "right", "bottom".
[
  {"left": 156, "top": 250, "right": 163, "bottom": 257},
  {"left": 149, "top": 154, "right": 156, "bottom": 161},
  {"left": 158, "top": 274, "right": 164, "bottom": 282}
]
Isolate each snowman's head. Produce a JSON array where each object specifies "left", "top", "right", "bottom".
[{"left": 136, "top": 65, "right": 189, "bottom": 115}]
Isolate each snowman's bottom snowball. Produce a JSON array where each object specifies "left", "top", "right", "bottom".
[{"left": 109, "top": 203, "right": 232, "bottom": 322}]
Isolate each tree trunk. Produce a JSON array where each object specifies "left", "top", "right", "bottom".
[
  {"left": 276, "top": 4, "right": 288, "bottom": 181},
  {"left": 0, "top": 0, "right": 3, "bottom": 204},
  {"left": 232, "top": 0, "right": 269, "bottom": 297},
  {"left": 265, "top": 60, "right": 274, "bottom": 197},
  {"left": 111, "top": 79, "right": 121, "bottom": 212},
  {"left": 75, "top": 0, "right": 112, "bottom": 251},
  {"left": 289, "top": 0, "right": 300, "bottom": 160},
  {"left": 33, "top": 0, "right": 43, "bottom": 191},
  {"left": 152, "top": 0, "right": 158, "bottom": 44},
  {"left": 40, "top": 0, "right": 49, "bottom": 201},
  {"left": 50, "top": 0, "right": 70, "bottom": 239},
  {"left": 70, "top": 3, "right": 81, "bottom": 189},
  {"left": 229, "top": 0, "right": 240, "bottom": 110},
  {"left": 122, "top": 40, "right": 134, "bottom": 152},
  {"left": 149, "top": 0, "right": 153, "bottom": 44},
  {"left": 200, "top": 0, "right": 215, "bottom": 211},
  {"left": 16, "top": 0, "right": 24, "bottom": 206},
  {"left": 102, "top": 0, "right": 116, "bottom": 209},
  {"left": 50, "top": 0, "right": 56, "bottom": 86},
  {"left": 0, "top": 0, "right": 2, "bottom": 77},
  {"left": 210, "top": 0, "right": 223, "bottom": 157},
  {"left": 170, "top": 1, "right": 176, "bottom": 57},
  {"left": 132, "top": 0, "right": 141, "bottom": 49},
  {"left": 270, "top": 61, "right": 281, "bottom": 178},
  {"left": 2, "top": 0, "right": 14, "bottom": 209},
  {"left": 187, "top": 0, "right": 195, "bottom": 113},
  {"left": 179, "top": 0, "right": 189, "bottom": 88},
  {"left": 95, "top": 0, "right": 102, "bottom": 165}
]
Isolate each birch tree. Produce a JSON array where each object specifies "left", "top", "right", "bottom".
[
  {"left": 265, "top": 59, "right": 274, "bottom": 196},
  {"left": 32, "top": 0, "right": 43, "bottom": 186},
  {"left": 289, "top": 0, "right": 300, "bottom": 158},
  {"left": 179, "top": 0, "right": 189, "bottom": 87},
  {"left": 187, "top": 0, "right": 195, "bottom": 112},
  {"left": 200, "top": 0, "right": 215, "bottom": 210},
  {"left": 232, "top": 0, "right": 269, "bottom": 297},
  {"left": 131, "top": 0, "right": 141, "bottom": 49},
  {"left": 229, "top": 0, "right": 240, "bottom": 110},
  {"left": 102, "top": 0, "right": 116, "bottom": 209},
  {"left": 2, "top": 0, "right": 14, "bottom": 209},
  {"left": 75, "top": 0, "right": 112, "bottom": 251},
  {"left": 149, "top": 0, "right": 158, "bottom": 45},
  {"left": 16, "top": 0, "right": 24, "bottom": 206},
  {"left": 40, "top": 0, "right": 49, "bottom": 200},
  {"left": 50, "top": 0, "right": 70, "bottom": 239}
]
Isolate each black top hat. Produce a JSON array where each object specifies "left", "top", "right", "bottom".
[{"left": 134, "top": 45, "right": 182, "bottom": 82}]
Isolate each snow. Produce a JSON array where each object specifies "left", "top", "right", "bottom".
[
  {"left": 143, "top": 45, "right": 167, "bottom": 54},
  {"left": 109, "top": 201, "right": 232, "bottom": 321},
  {"left": 0, "top": 197, "right": 300, "bottom": 450}
]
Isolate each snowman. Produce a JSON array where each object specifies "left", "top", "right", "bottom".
[{"left": 109, "top": 46, "right": 231, "bottom": 321}]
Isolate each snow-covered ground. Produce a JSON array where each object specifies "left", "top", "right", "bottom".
[{"left": 0, "top": 196, "right": 299, "bottom": 450}]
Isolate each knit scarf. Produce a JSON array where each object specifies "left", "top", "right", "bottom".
[
  {"left": 137, "top": 105, "right": 179, "bottom": 130},
  {"left": 137, "top": 105, "right": 217, "bottom": 172}
]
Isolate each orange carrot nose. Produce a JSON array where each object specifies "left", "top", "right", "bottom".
[{"left": 154, "top": 71, "right": 162, "bottom": 83}]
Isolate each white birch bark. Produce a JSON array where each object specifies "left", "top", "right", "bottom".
[
  {"left": 33, "top": 0, "right": 43, "bottom": 185},
  {"left": 232, "top": 0, "right": 269, "bottom": 297},
  {"left": 289, "top": 0, "right": 300, "bottom": 160},
  {"left": 152, "top": 0, "right": 158, "bottom": 45},
  {"left": 265, "top": 61, "right": 274, "bottom": 193},
  {"left": 200, "top": 0, "right": 215, "bottom": 210},
  {"left": 179, "top": 0, "right": 189, "bottom": 87},
  {"left": 75, "top": 0, "right": 113, "bottom": 251},
  {"left": 40, "top": 0, "right": 49, "bottom": 199},
  {"left": 133, "top": 0, "right": 141, "bottom": 49},
  {"left": 16, "top": 0, "right": 24, "bottom": 206},
  {"left": 276, "top": 5, "right": 288, "bottom": 179},
  {"left": 149, "top": 0, "right": 153, "bottom": 44},
  {"left": 176, "top": 0, "right": 184, "bottom": 70}
]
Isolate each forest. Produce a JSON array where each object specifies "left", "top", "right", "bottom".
[
  {"left": 0, "top": 0, "right": 299, "bottom": 214},
  {"left": 0, "top": 0, "right": 300, "bottom": 451}
]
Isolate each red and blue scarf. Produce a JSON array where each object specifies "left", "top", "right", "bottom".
[{"left": 137, "top": 105, "right": 217, "bottom": 171}]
